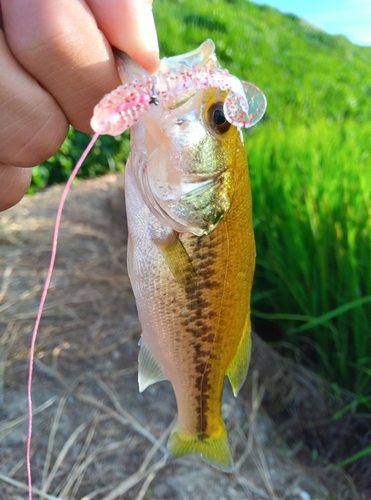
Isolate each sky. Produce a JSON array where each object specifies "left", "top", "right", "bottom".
[{"left": 250, "top": 0, "right": 371, "bottom": 46}]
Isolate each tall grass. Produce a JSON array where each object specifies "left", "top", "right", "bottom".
[{"left": 248, "top": 120, "right": 371, "bottom": 405}]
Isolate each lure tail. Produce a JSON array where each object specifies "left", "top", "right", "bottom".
[{"left": 167, "top": 421, "right": 233, "bottom": 473}]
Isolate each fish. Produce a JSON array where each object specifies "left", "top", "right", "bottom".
[{"left": 92, "top": 39, "right": 266, "bottom": 472}]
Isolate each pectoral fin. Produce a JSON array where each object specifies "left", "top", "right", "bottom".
[
  {"left": 157, "top": 235, "right": 197, "bottom": 290},
  {"left": 138, "top": 337, "right": 166, "bottom": 392},
  {"left": 227, "top": 316, "right": 252, "bottom": 397}
]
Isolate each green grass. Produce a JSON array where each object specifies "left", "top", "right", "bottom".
[
  {"left": 28, "top": 0, "right": 371, "bottom": 416},
  {"left": 248, "top": 121, "right": 371, "bottom": 404},
  {"left": 28, "top": 128, "right": 130, "bottom": 193}
]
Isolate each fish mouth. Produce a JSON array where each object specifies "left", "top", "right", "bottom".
[
  {"left": 157, "top": 40, "right": 220, "bottom": 110},
  {"left": 158, "top": 39, "right": 218, "bottom": 73}
]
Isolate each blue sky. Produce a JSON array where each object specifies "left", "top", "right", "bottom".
[{"left": 250, "top": 0, "right": 371, "bottom": 46}]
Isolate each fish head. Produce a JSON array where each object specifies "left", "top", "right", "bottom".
[{"left": 128, "top": 41, "right": 247, "bottom": 236}]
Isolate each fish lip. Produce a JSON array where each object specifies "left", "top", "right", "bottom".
[
  {"left": 155, "top": 39, "right": 220, "bottom": 110},
  {"left": 158, "top": 39, "right": 217, "bottom": 73}
]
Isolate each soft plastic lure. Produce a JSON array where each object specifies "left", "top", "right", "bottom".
[
  {"left": 91, "top": 61, "right": 266, "bottom": 135},
  {"left": 27, "top": 39, "right": 267, "bottom": 497}
]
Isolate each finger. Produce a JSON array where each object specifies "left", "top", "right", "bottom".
[
  {"left": 0, "top": 31, "right": 68, "bottom": 167},
  {"left": 86, "top": 0, "right": 160, "bottom": 74},
  {"left": 2, "top": 0, "right": 122, "bottom": 133},
  {"left": 0, "top": 164, "right": 31, "bottom": 212}
]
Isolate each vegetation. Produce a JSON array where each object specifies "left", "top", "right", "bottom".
[
  {"left": 249, "top": 121, "right": 371, "bottom": 404},
  {"left": 28, "top": 128, "right": 130, "bottom": 193},
  {"left": 30, "top": 0, "right": 371, "bottom": 416}
]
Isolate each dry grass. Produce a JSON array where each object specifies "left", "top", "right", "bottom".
[{"left": 0, "top": 175, "right": 364, "bottom": 499}]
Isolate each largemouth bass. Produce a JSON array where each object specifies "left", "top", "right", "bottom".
[{"left": 93, "top": 39, "right": 266, "bottom": 472}]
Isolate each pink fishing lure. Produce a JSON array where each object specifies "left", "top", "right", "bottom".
[{"left": 90, "top": 57, "right": 266, "bottom": 135}]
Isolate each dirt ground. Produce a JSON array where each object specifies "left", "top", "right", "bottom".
[{"left": 0, "top": 175, "right": 364, "bottom": 500}]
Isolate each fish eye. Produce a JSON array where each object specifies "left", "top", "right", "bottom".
[{"left": 207, "top": 102, "right": 231, "bottom": 134}]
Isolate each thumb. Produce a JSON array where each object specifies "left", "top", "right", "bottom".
[{"left": 86, "top": 0, "right": 160, "bottom": 74}]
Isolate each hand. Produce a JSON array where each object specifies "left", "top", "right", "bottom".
[{"left": 0, "top": 0, "right": 159, "bottom": 211}]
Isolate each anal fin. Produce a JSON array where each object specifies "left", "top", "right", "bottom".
[
  {"left": 227, "top": 316, "right": 252, "bottom": 397},
  {"left": 138, "top": 337, "right": 167, "bottom": 392}
]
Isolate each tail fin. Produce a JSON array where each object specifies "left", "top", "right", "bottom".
[{"left": 167, "top": 423, "right": 234, "bottom": 473}]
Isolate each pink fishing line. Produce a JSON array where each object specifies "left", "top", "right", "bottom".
[
  {"left": 26, "top": 80, "right": 155, "bottom": 499},
  {"left": 26, "top": 128, "right": 101, "bottom": 500}
]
